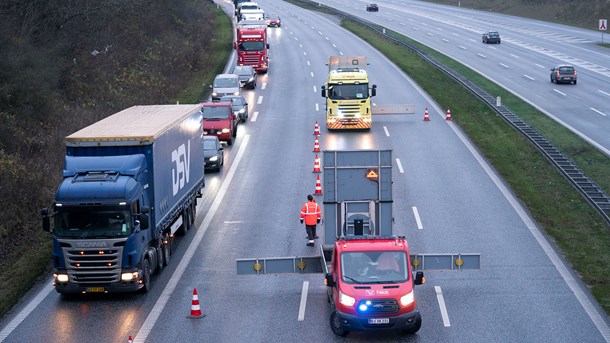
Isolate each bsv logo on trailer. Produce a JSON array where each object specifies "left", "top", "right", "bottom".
[{"left": 172, "top": 140, "right": 191, "bottom": 196}]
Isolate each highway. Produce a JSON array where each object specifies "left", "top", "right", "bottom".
[
  {"left": 323, "top": 0, "right": 610, "bottom": 156},
  {"left": 0, "top": 0, "right": 608, "bottom": 342}
]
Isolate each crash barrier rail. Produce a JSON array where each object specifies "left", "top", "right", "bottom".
[{"left": 294, "top": 0, "right": 610, "bottom": 225}]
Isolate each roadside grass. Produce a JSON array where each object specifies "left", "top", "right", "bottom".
[
  {"left": 175, "top": 8, "right": 233, "bottom": 104},
  {"left": 341, "top": 20, "right": 610, "bottom": 315},
  {"left": 0, "top": 7, "right": 233, "bottom": 320}
]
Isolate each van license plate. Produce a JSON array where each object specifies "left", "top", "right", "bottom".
[
  {"left": 86, "top": 287, "right": 105, "bottom": 293},
  {"left": 368, "top": 318, "right": 389, "bottom": 324}
]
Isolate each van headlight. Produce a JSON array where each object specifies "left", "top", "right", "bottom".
[
  {"left": 339, "top": 291, "right": 355, "bottom": 306},
  {"left": 400, "top": 291, "right": 414, "bottom": 306},
  {"left": 222, "top": 128, "right": 231, "bottom": 133}
]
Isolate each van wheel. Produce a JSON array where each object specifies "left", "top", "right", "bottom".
[
  {"left": 402, "top": 312, "right": 422, "bottom": 334},
  {"left": 330, "top": 310, "right": 349, "bottom": 337},
  {"left": 573, "top": 80, "right": 577, "bottom": 85},
  {"left": 141, "top": 258, "right": 152, "bottom": 292}
]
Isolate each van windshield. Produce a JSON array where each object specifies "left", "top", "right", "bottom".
[
  {"left": 214, "top": 77, "right": 238, "bottom": 87},
  {"left": 341, "top": 251, "right": 409, "bottom": 284},
  {"left": 202, "top": 106, "right": 230, "bottom": 119}
]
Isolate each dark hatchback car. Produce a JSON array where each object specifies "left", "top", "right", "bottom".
[
  {"left": 203, "top": 136, "right": 224, "bottom": 171},
  {"left": 366, "top": 3, "right": 378, "bottom": 11},
  {"left": 266, "top": 13, "right": 281, "bottom": 27},
  {"left": 233, "top": 65, "right": 257, "bottom": 89},
  {"left": 482, "top": 31, "right": 501, "bottom": 44},
  {"left": 550, "top": 64, "right": 577, "bottom": 84},
  {"left": 220, "top": 95, "right": 249, "bottom": 123}
]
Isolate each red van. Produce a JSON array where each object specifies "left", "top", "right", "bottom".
[
  {"left": 325, "top": 236, "right": 424, "bottom": 337},
  {"left": 201, "top": 102, "right": 237, "bottom": 146}
]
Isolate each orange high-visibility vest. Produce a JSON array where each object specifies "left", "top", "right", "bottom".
[{"left": 300, "top": 201, "right": 321, "bottom": 225}]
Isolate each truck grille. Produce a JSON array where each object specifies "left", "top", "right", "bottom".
[
  {"left": 62, "top": 244, "right": 124, "bottom": 284},
  {"left": 361, "top": 299, "right": 399, "bottom": 314},
  {"left": 243, "top": 55, "right": 260, "bottom": 65},
  {"left": 337, "top": 104, "right": 363, "bottom": 117}
]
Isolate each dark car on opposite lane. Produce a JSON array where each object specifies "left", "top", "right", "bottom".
[
  {"left": 366, "top": 3, "right": 378, "bottom": 11},
  {"left": 550, "top": 64, "right": 577, "bottom": 84},
  {"left": 482, "top": 31, "right": 501, "bottom": 44}
]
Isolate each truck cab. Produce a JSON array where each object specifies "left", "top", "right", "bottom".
[
  {"left": 201, "top": 102, "right": 238, "bottom": 146},
  {"left": 325, "top": 236, "right": 424, "bottom": 336}
]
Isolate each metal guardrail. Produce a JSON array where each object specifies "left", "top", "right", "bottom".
[{"left": 296, "top": 0, "right": 610, "bottom": 225}]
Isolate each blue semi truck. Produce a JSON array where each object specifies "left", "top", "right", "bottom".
[{"left": 42, "top": 104, "right": 205, "bottom": 294}]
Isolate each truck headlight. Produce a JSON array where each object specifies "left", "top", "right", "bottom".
[
  {"left": 121, "top": 272, "right": 139, "bottom": 281},
  {"left": 339, "top": 291, "right": 355, "bottom": 306},
  {"left": 55, "top": 273, "right": 69, "bottom": 282},
  {"left": 209, "top": 156, "right": 218, "bottom": 162},
  {"left": 222, "top": 128, "right": 231, "bottom": 133},
  {"left": 400, "top": 291, "right": 414, "bottom": 306}
]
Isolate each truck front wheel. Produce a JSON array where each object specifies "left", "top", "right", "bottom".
[
  {"left": 141, "top": 258, "right": 152, "bottom": 292},
  {"left": 330, "top": 311, "right": 349, "bottom": 337}
]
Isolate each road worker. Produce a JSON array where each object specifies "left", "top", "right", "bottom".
[{"left": 300, "top": 194, "right": 321, "bottom": 246}]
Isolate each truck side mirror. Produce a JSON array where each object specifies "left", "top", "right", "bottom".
[
  {"left": 138, "top": 214, "right": 149, "bottom": 230},
  {"left": 371, "top": 84, "right": 377, "bottom": 97},
  {"left": 414, "top": 271, "right": 424, "bottom": 285},
  {"left": 325, "top": 272, "right": 335, "bottom": 287},
  {"left": 41, "top": 208, "right": 50, "bottom": 232},
  {"left": 321, "top": 85, "right": 326, "bottom": 97}
]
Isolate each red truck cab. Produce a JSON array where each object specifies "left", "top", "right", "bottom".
[
  {"left": 235, "top": 25, "right": 269, "bottom": 73},
  {"left": 201, "top": 102, "right": 237, "bottom": 146},
  {"left": 325, "top": 236, "right": 424, "bottom": 337}
]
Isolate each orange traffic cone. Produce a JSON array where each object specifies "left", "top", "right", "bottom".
[
  {"left": 313, "top": 155, "right": 321, "bottom": 173},
  {"left": 128, "top": 336, "right": 133, "bottom": 343},
  {"left": 188, "top": 288, "right": 205, "bottom": 319},
  {"left": 445, "top": 107, "right": 452, "bottom": 121},
  {"left": 423, "top": 107, "right": 430, "bottom": 121},
  {"left": 313, "top": 121, "right": 321, "bottom": 135},
  {"left": 314, "top": 175, "right": 323, "bottom": 195},
  {"left": 313, "top": 137, "right": 320, "bottom": 152}
]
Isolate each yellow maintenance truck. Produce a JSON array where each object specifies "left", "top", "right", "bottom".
[{"left": 321, "top": 56, "right": 415, "bottom": 130}]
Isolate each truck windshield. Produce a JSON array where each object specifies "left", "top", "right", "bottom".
[
  {"left": 54, "top": 206, "right": 132, "bottom": 238},
  {"left": 327, "top": 83, "right": 369, "bottom": 100},
  {"left": 238, "top": 41, "right": 264, "bottom": 51},
  {"left": 341, "top": 251, "right": 409, "bottom": 284}
]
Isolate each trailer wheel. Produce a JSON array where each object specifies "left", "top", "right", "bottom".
[
  {"left": 141, "top": 258, "right": 152, "bottom": 292},
  {"left": 402, "top": 312, "right": 422, "bottom": 334},
  {"left": 330, "top": 310, "right": 349, "bottom": 337}
]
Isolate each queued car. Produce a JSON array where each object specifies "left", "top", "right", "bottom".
[
  {"left": 366, "top": 3, "right": 378, "bottom": 11},
  {"left": 211, "top": 73, "right": 240, "bottom": 100},
  {"left": 266, "top": 13, "right": 281, "bottom": 27},
  {"left": 550, "top": 64, "right": 577, "bottom": 84},
  {"left": 482, "top": 31, "right": 501, "bottom": 44},
  {"left": 220, "top": 95, "right": 249, "bottom": 123},
  {"left": 233, "top": 65, "right": 257, "bottom": 89},
  {"left": 200, "top": 102, "right": 238, "bottom": 146},
  {"left": 203, "top": 136, "right": 224, "bottom": 172}
]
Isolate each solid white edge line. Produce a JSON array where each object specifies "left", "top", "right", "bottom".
[
  {"left": 252, "top": 111, "right": 259, "bottom": 122},
  {"left": 395, "top": 158, "right": 404, "bottom": 174},
  {"left": 0, "top": 281, "right": 54, "bottom": 342},
  {"left": 412, "top": 207, "right": 423, "bottom": 230},
  {"left": 298, "top": 281, "right": 309, "bottom": 321},
  {"left": 383, "top": 126, "right": 390, "bottom": 137},
  {"left": 134, "top": 135, "right": 251, "bottom": 343},
  {"left": 435, "top": 286, "right": 451, "bottom": 327}
]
